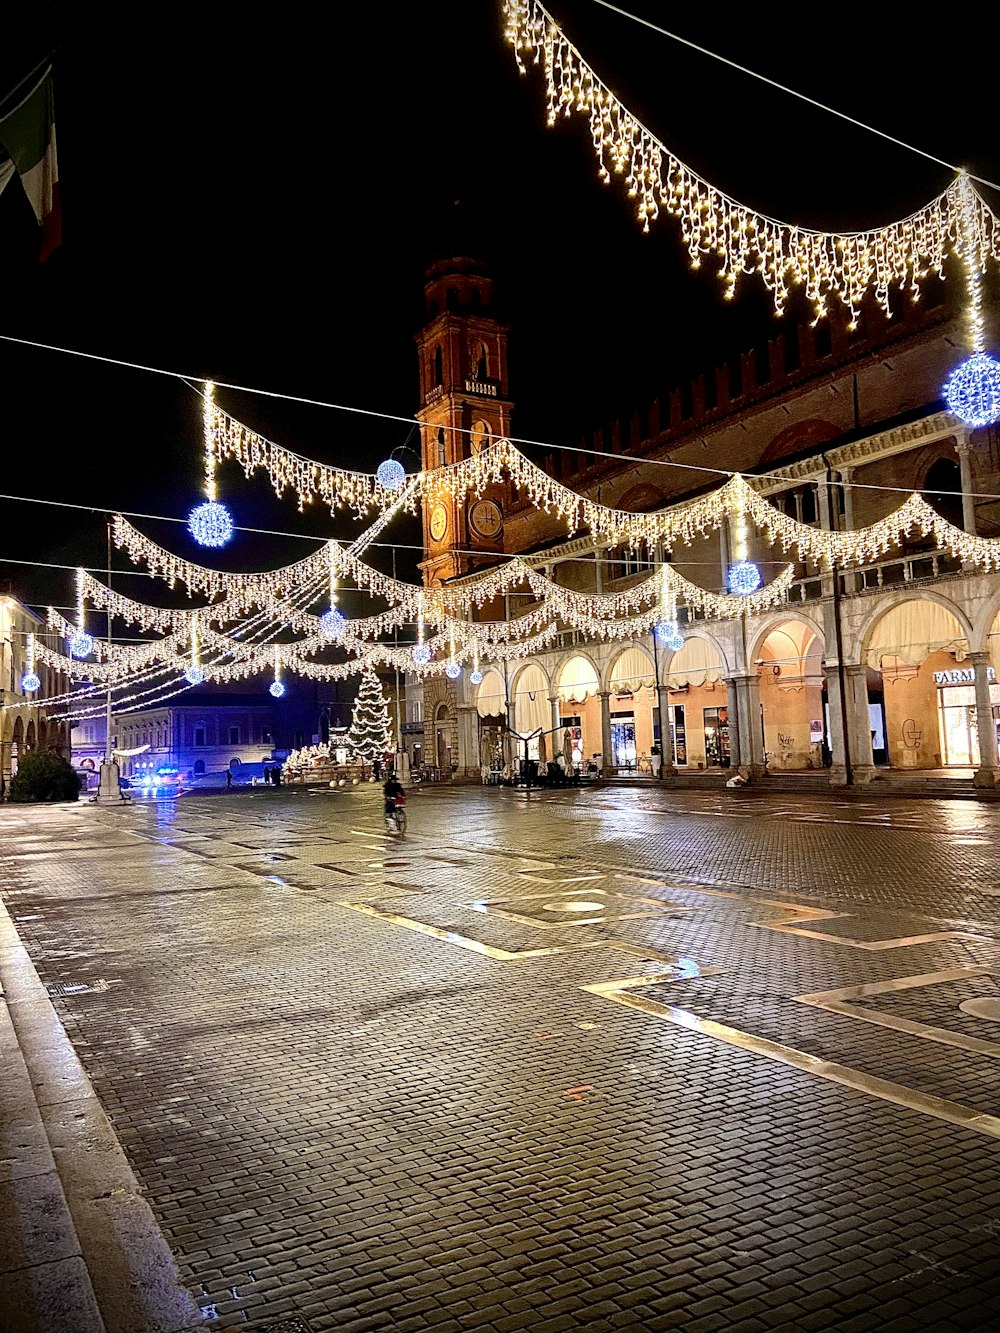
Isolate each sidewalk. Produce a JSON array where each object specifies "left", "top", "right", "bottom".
[{"left": 0, "top": 894, "right": 203, "bottom": 1333}]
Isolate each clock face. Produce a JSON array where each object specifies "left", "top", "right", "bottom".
[
  {"left": 469, "top": 498, "right": 503, "bottom": 540},
  {"left": 430, "top": 504, "right": 448, "bottom": 542}
]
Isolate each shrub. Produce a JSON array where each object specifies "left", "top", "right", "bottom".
[{"left": 10, "top": 751, "right": 80, "bottom": 803}]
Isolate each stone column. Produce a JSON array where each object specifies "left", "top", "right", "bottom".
[
  {"left": 456, "top": 704, "right": 479, "bottom": 780},
  {"left": 827, "top": 662, "right": 875, "bottom": 785},
  {"left": 724, "top": 677, "right": 741, "bottom": 770},
  {"left": 548, "top": 694, "right": 561, "bottom": 740},
  {"left": 599, "top": 690, "right": 613, "bottom": 776},
  {"left": 956, "top": 431, "right": 976, "bottom": 534},
  {"left": 839, "top": 468, "right": 859, "bottom": 593},
  {"left": 971, "top": 650, "right": 1000, "bottom": 787},
  {"left": 656, "top": 685, "right": 676, "bottom": 776},
  {"left": 728, "top": 673, "right": 766, "bottom": 777}
]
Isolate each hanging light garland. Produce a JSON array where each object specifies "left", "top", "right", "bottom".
[
  {"left": 726, "top": 484, "right": 762, "bottom": 595},
  {"left": 269, "top": 645, "right": 285, "bottom": 698},
  {"left": 319, "top": 542, "right": 347, "bottom": 638},
  {"left": 412, "top": 593, "right": 431, "bottom": 665},
  {"left": 943, "top": 174, "right": 1000, "bottom": 427},
  {"left": 185, "top": 617, "right": 204, "bottom": 685},
  {"left": 21, "top": 633, "right": 41, "bottom": 693},
  {"left": 501, "top": 0, "right": 1000, "bottom": 326},
  {"left": 67, "top": 568, "right": 94, "bottom": 659},
  {"left": 188, "top": 382, "right": 235, "bottom": 548}
]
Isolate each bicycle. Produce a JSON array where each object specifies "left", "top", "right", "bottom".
[{"left": 385, "top": 797, "right": 407, "bottom": 834}]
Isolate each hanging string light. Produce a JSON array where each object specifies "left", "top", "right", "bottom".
[
  {"left": 502, "top": 0, "right": 999, "bottom": 323},
  {"left": 470, "top": 645, "right": 483, "bottom": 686},
  {"left": 320, "top": 542, "right": 347, "bottom": 638},
  {"left": 185, "top": 617, "right": 204, "bottom": 685},
  {"left": 944, "top": 174, "right": 1000, "bottom": 428},
  {"left": 445, "top": 627, "right": 462, "bottom": 679},
  {"left": 188, "top": 382, "right": 235, "bottom": 548},
  {"left": 269, "top": 644, "right": 285, "bottom": 698},
  {"left": 654, "top": 582, "right": 684, "bottom": 651},
  {"left": 68, "top": 568, "right": 94, "bottom": 658},
  {"left": 21, "top": 633, "right": 41, "bottom": 693},
  {"left": 726, "top": 485, "right": 762, "bottom": 595},
  {"left": 412, "top": 593, "right": 431, "bottom": 665}
]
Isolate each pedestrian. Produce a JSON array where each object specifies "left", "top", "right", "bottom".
[
  {"left": 373, "top": 757, "right": 382, "bottom": 782},
  {"left": 272, "top": 764, "right": 281, "bottom": 788},
  {"left": 226, "top": 769, "right": 233, "bottom": 789}
]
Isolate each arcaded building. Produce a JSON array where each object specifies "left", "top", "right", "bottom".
[{"left": 410, "top": 258, "right": 1000, "bottom": 789}]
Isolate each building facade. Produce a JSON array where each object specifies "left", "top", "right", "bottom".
[
  {"left": 0, "top": 590, "right": 69, "bottom": 785},
  {"left": 409, "top": 259, "right": 1000, "bottom": 789}
]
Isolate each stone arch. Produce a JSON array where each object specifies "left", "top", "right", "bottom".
[
  {"left": 752, "top": 617, "right": 827, "bottom": 771},
  {"left": 749, "top": 610, "right": 825, "bottom": 668},
  {"left": 25, "top": 719, "right": 36, "bottom": 751},
  {"left": 758, "top": 418, "right": 839, "bottom": 466},
  {"left": 604, "top": 642, "right": 655, "bottom": 693},
  {"left": 617, "top": 482, "right": 666, "bottom": 513},
  {"left": 855, "top": 590, "right": 973, "bottom": 667},
  {"left": 973, "top": 593, "right": 1000, "bottom": 658},
  {"left": 510, "top": 659, "right": 551, "bottom": 697},
  {"left": 553, "top": 651, "right": 602, "bottom": 702},
  {"left": 665, "top": 626, "right": 732, "bottom": 677}
]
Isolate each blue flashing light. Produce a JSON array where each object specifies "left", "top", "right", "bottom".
[
  {"left": 727, "top": 560, "right": 762, "bottom": 596},
  {"left": 944, "top": 352, "right": 1000, "bottom": 428},
  {"left": 68, "top": 631, "right": 94, "bottom": 659},
  {"left": 20, "top": 671, "right": 41, "bottom": 693},
  {"left": 269, "top": 679, "right": 286, "bottom": 698}
]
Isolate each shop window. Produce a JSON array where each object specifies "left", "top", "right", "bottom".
[{"left": 703, "top": 706, "right": 731, "bottom": 768}]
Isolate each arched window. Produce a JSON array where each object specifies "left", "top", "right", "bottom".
[
  {"left": 434, "top": 345, "right": 443, "bottom": 386},
  {"left": 477, "top": 343, "right": 488, "bottom": 379},
  {"left": 437, "top": 428, "right": 447, "bottom": 468},
  {"left": 194, "top": 759, "right": 205, "bottom": 775}
]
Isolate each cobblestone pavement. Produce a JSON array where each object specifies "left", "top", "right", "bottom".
[{"left": 2, "top": 783, "right": 1000, "bottom": 1332}]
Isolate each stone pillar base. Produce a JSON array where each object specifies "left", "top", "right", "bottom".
[
  {"left": 828, "top": 765, "right": 849, "bottom": 787},
  {"left": 973, "top": 765, "right": 1000, "bottom": 789},
  {"left": 94, "top": 761, "right": 129, "bottom": 805},
  {"left": 828, "top": 764, "right": 877, "bottom": 786}
]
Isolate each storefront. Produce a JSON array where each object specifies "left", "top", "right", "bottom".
[
  {"left": 934, "top": 666, "right": 1000, "bottom": 767},
  {"left": 660, "top": 636, "right": 724, "bottom": 769}
]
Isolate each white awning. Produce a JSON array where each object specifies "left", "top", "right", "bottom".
[
  {"left": 555, "top": 655, "right": 601, "bottom": 703},
  {"left": 865, "top": 601, "right": 968, "bottom": 668},
  {"left": 513, "top": 663, "right": 550, "bottom": 736},
  {"left": 476, "top": 668, "right": 506, "bottom": 719},
  {"left": 609, "top": 645, "right": 655, "bottom": 693},
  {"left": 663, "top": 636, "right": 722, "bottom": 687}
]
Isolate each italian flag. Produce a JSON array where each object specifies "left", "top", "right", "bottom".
[{"left": 0, "top": 65, "right": 60, "bottom": 260}]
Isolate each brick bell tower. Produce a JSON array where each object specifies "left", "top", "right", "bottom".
[{"left": 415, "top": 257, "right": 513, "bottom": 586}]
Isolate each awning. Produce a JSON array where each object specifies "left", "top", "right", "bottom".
[
  {"left": 663, "top": 636, "right": 722, "bottom": 687},
  {"left": 865, "top": 601, "right": 968, "bottom": 668},
  {"left": 609, "top": 645, "right": 655, "bottom": 694},
  {"left": 555, "top": 654, "right": 601, "bottom": 703},
  {"left": 513, "top": 663, "right": 550, "bottom": 735},
  {"left": 475, "top": 668, "right": 507, "bottom": 719}
]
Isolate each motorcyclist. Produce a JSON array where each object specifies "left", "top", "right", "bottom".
[{"left": 383, "top": 772, "right": 405, "bottom": 820}]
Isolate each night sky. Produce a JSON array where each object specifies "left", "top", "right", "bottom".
[{"left": 2, "top": 2, "right": 997, "bottom": 621}]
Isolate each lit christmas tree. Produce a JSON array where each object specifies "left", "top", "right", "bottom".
[{"left": 347, "top": 667, "right": 393, "bottom": 765}]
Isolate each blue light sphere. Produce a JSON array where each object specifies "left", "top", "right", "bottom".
[
  {"left": 944, "top": 352, "right": 1000, "bottom": 427},
  {"left": 470, "top": 669, "right": 484, "bottom": 686},
  {"left": 68, "top": 631, "right": 94, "bottom": 659},
  {"left": 376, "top": 458, "right": 406, "bottom": 491},
  {"left": 411, "top": 642, "right": 431, "bottom": 666},
  {"left": 188, "top": 500, "right": 234, "bottom": 548},
  {"left": 666, "top": 630, "right": 685, "bottom": 653},
  {"left": 21, "top": 671, "right": 40, "bottom": 693},
  {"left": 269, "top": 679, "right": 286, "bottom": 698},
  {"left": 445, "top": 662, "right": 462, "bottom": 679},
  {"left": 655, "top": 620, "right": 678, "bottom": 645},
  {"left": 320, "top": 607, "right": 347, "bottom": 638},
  {"left": 185, "top": 665, "right": 205, "bottom": 685},
  {"left": 727, "top": 560, "right": 762, "bottom": 595}
]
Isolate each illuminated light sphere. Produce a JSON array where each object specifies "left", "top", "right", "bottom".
[
  {"left": 269, "top": 679, "right": 286, "bottom": 699},
  {"left": 727, "top": 560, "right": 762, "bottom": 595},
  {"left": 445, "top": 662, "right": 462, "bottom": 679},
  {"left": 470, "top": 669, "right": 484, "bottom": 686},
  {"left": 185, "top": 665, "right": 205, "bottom": 686},
  {"left": 68, "top": 631, "right": 94, "bottom": 659},
  {"left": 376, "top": 458, "right": 406, "bottom": 491},
  {"left": 320, "top": 607, "right": 347, "bottom": 638},
  {"left": 666, "top": 631, "right": 685, "bottom": 653},
  {"left": 188, "top": 500, "right": 234, "bottom": 548},
  {"left": 21, "top": 671, "right": 41, "bottom": 693},
  {"left": 944, "top": 352, "right": 1000, "bottom": 427},
  {"left": 411, "top": 642, "right": 431, "bottom": 665},
  {"left": 654, "top": 620, "right": 678, "bottom": 645}
]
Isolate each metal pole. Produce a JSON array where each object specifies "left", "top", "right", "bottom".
[
  {"left": 651, "top": 626, "right": 663, "bottom": 779},
  {"left": 104, "top": 518, "right": 113, "bottom": 765},
  {"left": 392, "top": 547, "right": 403, "bottom": 750},
  {"left": 824, "top": 456, "right": 852, "bottom": 785}
]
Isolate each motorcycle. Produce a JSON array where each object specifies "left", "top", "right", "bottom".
[{"left": 385, "top": 795, "right": 407, "bottom": 833}]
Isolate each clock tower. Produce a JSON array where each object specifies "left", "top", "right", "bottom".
[{"left": 415, "top": 257, "right": 513, "bottom": 586}]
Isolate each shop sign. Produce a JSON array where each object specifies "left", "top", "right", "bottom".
[{"left": 933, "top": 667, "right": 996, "bottom": 686}]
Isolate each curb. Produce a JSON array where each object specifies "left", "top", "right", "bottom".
[{"left": 0, "top": 898, "right": 203, "bottom": 1333}]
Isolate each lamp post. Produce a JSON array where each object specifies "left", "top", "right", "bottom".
[{"left": 95, "top": 516, "right": 126, "bottom": 804}]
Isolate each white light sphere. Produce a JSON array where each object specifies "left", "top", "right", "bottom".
[
  {"left": 470, "top": 669, "right": 483, "bottom": 685},
  {"left": 338, "top": 778, "right": 347, "bottom": 786},
  {"left": 666, "top": 631, "right": 685, "bottom": 652},
  {"left": 320, "top": 607, "right": 347, "bottom": 638},
  {"left": 727, "top": 560, "right": 762, "bottom": 595},
  {"left": 352, "top": 777, "right": 359, "bottom": 785},
  {"left": 412, "top": 643, "right": 431, "bottom": 665},
  {"left": 269, "top": 679, "right": 286, "bottom": 698},
  {"left": 655, "top": 620, "right": 678, "bottom": 645},
  {"left": 21, "top": 671, "right": 40, "bottom": 693},
  {"left": 185, "top": 665, "right": 205, "bottom": 685},
  {"left": 445, "top": 662, "right": 462, "bottom": 679},
  {"left": 376, "top": 458, "right": 406, "bottom": 490},
  {"left": 188, "top": 500, "right": 234, "bottom": 548},
  {"left": 944, "top": 352, "right": 1000, "bottom": 428},
  {"left": 68, "top": 631, "right": 94, "bottom": 659}
]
